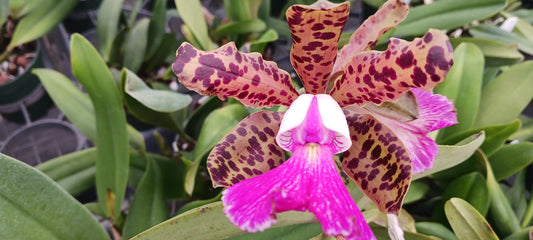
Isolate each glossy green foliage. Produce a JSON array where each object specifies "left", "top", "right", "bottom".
[
  {"left": 185, "top": 104, "right": 249, "bottom": 195},
  {"left": 475, "top": 61, "right": 533, "bottom": 128},
  {"left": 489, "top": 142, "right": 533, "bottom": 181},
  {"left": 393, "top": 0, "right": 506, "bottom": 36},
  {"left": 470, "top": 24, "right": 533, "bottom": 55},
  {"left": 0, "top": 154, "right": 109, "bottom": 240},
  {"left": 130, "top": 202, "right": 317, "bottom": 240},
  {"left": 123, "top": 156, "right": 168, "bottom": 239},
  {"left": 8, "top": 0, "right": 77, "bottom": 49},
  {"left": 120, "top": 69, "right": 191, "bottom": 134},
  {"left": 175, "top": 0, "right": 215, "bottom": 50},
  {"left": 445, "top": 198, "right": 499, "bottom": 240},
  {"left": 450, "top": 38, "right": 523, "bottom": 67},
  {"left": 435, "top": 43, "right": 484, "bottom": 139},
  {"left": 71, "top": 34, "right": 129, "bottom": 220},
  {"left": 96, "top": 0, "right": 125, "bottom": 61}
]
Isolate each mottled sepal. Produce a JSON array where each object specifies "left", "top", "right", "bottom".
[
  {"left": 286, "top": 0, "right": 350, "bottom": 94},
  {"left": 173, "top": 42, "right": 299, "bottom": 108},
  {"left": 368, "top": 88, "right": 457, "bottom": 174},
  {"left": 276, "top": 94, "right": 351, "bottom": 154},
  {"left": 330, "top": 29, "right": 454, "bottom": 107},
  {"left": 341, "top": 106, "right": 412, "bottom": 214},
  {"left": 207, "top": 111, "right": 285, "bottom": 187},
  {"left": 332, "top": 0, "right": 409, "bottom": 73},
  {"left": 222, "top": 144, "right": 376, "bottom": 239}
]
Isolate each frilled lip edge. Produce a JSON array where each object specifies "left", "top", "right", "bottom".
[{"left": 221, "top": 143, "right": 376, "bottom": 240}]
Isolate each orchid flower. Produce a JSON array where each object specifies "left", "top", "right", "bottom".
[{"left": 172, "top": 0, "right": 456, "bottom": 239}]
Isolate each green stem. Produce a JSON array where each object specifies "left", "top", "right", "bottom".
[{"left": 521, "top": 184, "right": 533, "bottom": 228}]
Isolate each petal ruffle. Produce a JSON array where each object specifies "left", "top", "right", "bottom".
[
  {"left": 341, "top": 106, "right": 412, "bottom": 214},
  {"left": 173, "top": 42, "right": 299, "bottom": 108},
  {"left": 286, "top": 0, "right": 350, "bottom": 94},
  {"left": 222, "top": 144, "right": 375, "bottom": 239},
  {"left": 207, "top": 111, "right": 285, "bottom": 187},
  {"left": 367, "top": 88, "right": 457, "bottom": 174},
  {"left": 332, "top": 0, "right": 409, "bottom": 73},
  {"left": 330, "top": 29, "right": 454, "bottom": 107}
]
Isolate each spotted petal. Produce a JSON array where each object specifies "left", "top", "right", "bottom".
[
  {"left": 367, "top": 88, "right": 457, "bottom": 174},
  {"left": 222, "top": 144, "right": 376, "bottom": 239},
  {"left": 207, "top": 111, "right": 285, "bottom": 187},
  {"left": 332, "top": 0, "right": 409, "bottom": 73},
  {"left": 286, "top": 0, "right": 350, "bottom": 94},
  {"left": 330, "top": 29, "right": 454, "bottom": 107},
  {"left": 173, "top": 42, "right": 299, "bottom": 108},
  {"left": 341, "top": 106, "right": 412, "bottom": 214}
]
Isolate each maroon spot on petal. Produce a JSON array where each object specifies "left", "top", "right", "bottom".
[
  {"left": 311, "top": 23, "right": 325, "bottom": 30},
  {"left": 427, "top": 46, "right": 450, "bottom": 71},
  {"left": 411, "top": 67, "right": 427, "bottom": 87},
  {"left": 395, "top": 50, "right": 414, "bottom": 69},
  {"left": 423, "top": 32, "right": 433, "bottom": 43},
  {"left": 252, "top": 75, "right": 261, "bottom": 86}
]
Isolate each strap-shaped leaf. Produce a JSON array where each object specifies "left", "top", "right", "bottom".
[
  {"left": 333, "top": 0, "right": 409, "bottom": 73},
  {"left": 0, "top": 153, "right": 109, "bottom": 240},
  {"left": 341, "top": 107, "right": 412, "bottom": 214},
  {"left": 173, "top": 42, "right": 299, "bottom": 108},
  {"left": 330, "top": 29, "right": 453, "bottom": 107},
  {"left": 207, "top": 111, "right": 285, "bottom": 187},
  {"left": 286, "top": 0, "right": 350, "bottom": 94}
]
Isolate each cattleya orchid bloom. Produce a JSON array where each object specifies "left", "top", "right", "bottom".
[{"left": 173, "top": 0, "right": 457, "bottom": 239}]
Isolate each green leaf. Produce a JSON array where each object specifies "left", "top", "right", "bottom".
[
  {"left": 393, "top": 0, "right": 506, "bottom": 36},
  {"left": 8, "top": 0, "right": 77, "bottom": 48},
  {"left": 121, "top": 69, "right": 191, "bottom": 135},
  {"left": 445, "top": 198, "right": 499, "bottom": 240},
  {"left": 185, "top": 104, "right": 248, "bottom": 195},
  {"left": 214, "top": 19, "right": 267, "bottom": 37},
  {"left": 478, "top": 150, "right": 521, "bottom": 236},
  {"left": 224, "top": 223, "right": 323, "bottom": 240},
  {"left": 174, "top": 0, "right": 215, "bottom": 50},
  {"left": 184, "top": 96, "right": 223, "bottom": 139},
  {"left": 442, "top": 120, "right": 521, "bottom": 156},
  {"left": 0, "top": 153, "right": 109, "bottom": 240},
  {"left": 71, "top": 34, "right": 129, "bottom": 220},
  {"left": 501, "top": 12, "right": 533, "bottom": 42},
  {"left": 475, "top": 61, "right": 533, "bottom": 127},
  {"left": 404, "top": 180, "right": 430, "bottom": 204},
  {"left": 123, "top": 155, "right": 168, "bottom": 240},
  {"left": 250, "top": 29, "right": 279, "bottom": 53},
  {"left": 416, "top": 222, "right": 459, "bottom": 240},
  {"left": 413, "top": 132, "right": 485, "bottom": 180},
  {"left": 502, "top": 227, "right": 533, "bottom": 240},
  {"left": 435, "top": 43, "right": 484, "bottom": 139},
  {"left": 123, "top": 18, "right": 150, "bottom": 73},
  {"left": 96, "top": 0, "right": 125, "bottom": 61},
  {"left": 145, "top": 0, "right": 167, "bottom": 60},
  {"left": 489, "top": 142, "right": 533, "bottom": 180},
  {"left": 449, "top": 38, "right": 523, "bottom": 67},
  {"left": 434, "top": 172, "right": 490, "bottom": 223},
  {"left": 123, "top": 69, "right": 192, "bottom": 112},
  {"left": 469, "top": 24, "right": 533, "bottom": 55},
  {"left": 34, "top": 69, "right": 146, "bottom": 150},
  {"left": 130, "top": 202, "right": 318, "bottom": 240},
  {"left": 36, "top": 148, "right": 97, "bottom": 196},
  {"left": 0, "top": 0, "right": 9, "bottom": 27}
]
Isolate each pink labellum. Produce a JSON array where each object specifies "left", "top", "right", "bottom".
[
  {"left": 330, "top": 29, "right": 454, "bottom": 107},
  {"left": 286, "top": 0, "right": 350, "bottom": 94},
  {"left": 222, "top": 144, "right": 375, "bottom": 239},
  {"left": 333, "top": 0, "right": 409, "bottom": 73},
  {"left": 276, "top": 94, "right": 351, "bottom": 154},
  {"left": 207, "top": 111, "right": 285, "bottom": 187},
  {"left": 173, "top": 42, "right": 299, "bottom": 108},
  {"left": 367, "top": 88, "right": 457, "bottom": 174},
  {"left": 341, "top": 106, "right": 412, "bottom": 214}
]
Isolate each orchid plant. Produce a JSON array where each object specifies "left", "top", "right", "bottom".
[{"left": 173, "top": 0, "right": 457, "bottom": 239}]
